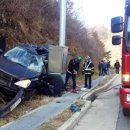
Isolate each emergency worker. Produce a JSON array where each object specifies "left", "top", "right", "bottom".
[
  {"left": 114, "top": 60, "right": 120, "bottom": 74},
  {"left": 64, "top": 56, "right": 82, "bottom": 93},
  {"left": 82, "top": 56, "right": 94, "bottom": 89}
]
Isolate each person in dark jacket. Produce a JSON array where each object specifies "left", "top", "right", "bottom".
[
  {"left": 106, "top": 61, "right": 111, "bottom": 75},
  {"left": 114, "top": 60, "right": 120, "bottom": 74},
  {"left": 82, "top": 56, "right": 94, "bottom": 89},
  {"left": 102, "top": 60, "right": 107, "bottom": 76},
  {"left": 98, "top": 61, "right": 103, "bottom": 76},
  {"left": 64, "top": 56, "right": 82, "bottom": 93}
]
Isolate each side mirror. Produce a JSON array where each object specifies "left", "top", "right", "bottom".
[
  {"left": 112, "top": 35, "right": 121, "bottom": 45},
  {"left": 111, "top": 16, "right": 123, "bottom": 33}
]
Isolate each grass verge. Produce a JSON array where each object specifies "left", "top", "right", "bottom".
[{"left": 36, "top": 99, "right": 85, "bottom": 130}]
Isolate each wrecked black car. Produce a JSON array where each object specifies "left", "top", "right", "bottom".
[{"left": 0, "top": 44, "right": 64, "bottom": 117}]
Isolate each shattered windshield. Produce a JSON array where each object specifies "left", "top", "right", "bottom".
[{"left": 4, "top": 46, "right": 44, "bottom": 73}]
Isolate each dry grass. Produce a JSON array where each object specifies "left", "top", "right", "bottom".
[
  {"left": 37, "top": 109, "right": 73, "bottom": 130},
  {"left": 97, "top": 74, "right": 116, "bottom": 87},
  {"left": 37, "top": 99, "right": 85, "bottom": 130},
  {"left": 0, "top": 95, "right": 54, "bottom": 126},
  {"left": 76, "top": 73, "right": 99, "bottom": 86}
]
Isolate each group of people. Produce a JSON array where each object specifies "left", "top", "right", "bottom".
[
  {"left": 42, "top": 55, "right": 121, "bottom": 96},
  {"left": 43, "top": 55, "right": 94, "bottom": 96},
  {"left": 64, "top": 55, "right": 121, "bottom": 93},
  {"left": 64, "top": 56, "right": 94, "bottom": 93},
  {"left": 98, "top": 60, "right": 111, "bottom": 76},
  {"left": 98, "top": 59, "right": 121, "bottom": 76}
]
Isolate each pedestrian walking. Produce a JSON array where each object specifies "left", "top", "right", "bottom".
[
  {"left": 64, "top": 56, "right": 82, "bottom": 93},
  {"left": 114, "top": 60, "right": 120, "bottom": 74},
  {"left": 82, "top": 56, "right": 94, "bottom": 89}
]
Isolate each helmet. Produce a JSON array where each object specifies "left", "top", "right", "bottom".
[{"left": 76, "top": 56, "right": 82, "bottom": 62}]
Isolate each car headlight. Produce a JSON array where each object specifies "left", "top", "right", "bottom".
[
  {"left": 122, "top": 74, "right": 130, "bottom": 82},
  {"left": 14, "top": 80, "right": 31, "bottom": 88}
]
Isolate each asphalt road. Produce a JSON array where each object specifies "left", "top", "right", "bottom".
[
  {"left": 73, "top": 75, "right": 130, "bottom": 130},
  {"left": 116, "top": 106, "right": 130, "bottom": 130}
]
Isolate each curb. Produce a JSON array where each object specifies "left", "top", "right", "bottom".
[{"left": 57, "top": 74, "right": 118, "bottom": 130}]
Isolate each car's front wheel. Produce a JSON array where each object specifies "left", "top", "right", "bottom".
[{"left": 24, "top": 88, "right": 37, "bottom": 101}]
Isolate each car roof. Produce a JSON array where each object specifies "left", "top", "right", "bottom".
[{"left": 18, "top": 43, "right": 50, "bottom": 56}]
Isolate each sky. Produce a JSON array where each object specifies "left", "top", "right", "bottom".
[{"left": 71, "top": 0, "right": 125, "bottom": 29}]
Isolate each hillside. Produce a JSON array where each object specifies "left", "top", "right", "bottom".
[{"left": 0, "top": 0, "right": 110, "bottom": 67}]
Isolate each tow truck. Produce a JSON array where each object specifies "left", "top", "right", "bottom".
[
  {"left": 111, "top": 0, "right": 130, "bottom": 116},
  {"left": 0, "top": 43, "right": 67, "bottom": 117}
]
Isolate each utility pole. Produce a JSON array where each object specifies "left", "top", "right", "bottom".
[{"left": 59, "top": 0, "right": 67, "bottom": 47}]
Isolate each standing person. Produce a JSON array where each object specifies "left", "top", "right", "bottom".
[
  {"left": 82, "top": 56, "right": 94, "bottom": 89},
  {"left": 114, "top": 60, "right": 120, "bottom": 74},
  {"left": 107, "top": 61, "right": 111, "bottom": 75},
  {"left": 64, "top": 56, "right": 82, "bottom": 93},
  {"left": 98, "top": 61, "right": 103, "bottom": 76},
  {"left": 102, "top": 60, "right": 107, "bottom": 76}
]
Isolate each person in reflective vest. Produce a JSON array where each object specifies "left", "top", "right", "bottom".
[{"left": 82, "top": 56, "right": 94, "bottom": 89}]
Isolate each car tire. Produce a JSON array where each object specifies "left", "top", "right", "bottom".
[
  {"left": 49, "top": 75, "right": 64, "bottom": 97},
  {"left": 123, "top": 108, "right": 130, "bottom": 116},
  {"left": 51, "top": 78, "right": 63, "bottom": 97},
  {"left": 24, "top": 89, "right": 36, "bottom": 101}
]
